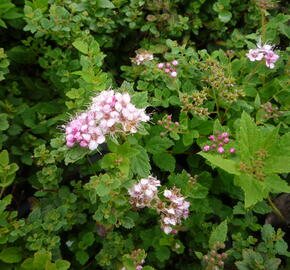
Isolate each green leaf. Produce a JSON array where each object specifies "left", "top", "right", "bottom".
[
  {"left": 275, "top": 239, "right": 289, "bottom": 256},
  {"left": 264, "top": 156, "right": 290, "bottom": 174},
  {"left": 0, "top": 150, "right": 9, "bottom": 166},
  {"left": 237, "top": 112, "right": 261, "bottom": 160},
  {"left": 72, "top": 39, "right": 88, "bottom": 54},
  {"left": 131, "top": 92, "right": 148, "bottom": 108},
  {"left": 64, "top": 147, "right": 90, "bottom": 165},
  {"left": 261, "top": 224, "right": 275, "bottom": 242},
  {"left": 0, "top": 114, "right": 9, "bottom": 131},
  {"left": 33, "top": 251, "right": 51, "bottom": 269},
  {"left": 218, "top": 10, "right": 232, "bottom": 23},
  {"left": 153, "top": 153, "right": 175, "bottom": 172},
  {"left": 199, "top": 152, "right": 240, "bottom": 175},
  {"left": 234, "top": 175, "right": 267, "bottom": 208},
  {"left": 264, "top": 175, "right": 290, "bottom": 194},
  {"left": 146, "top": 136, "right": 174, "bottom": 154},
  {"left": 154, "top": 246, "right": 170, "bottom": 262},
  {"left": 183, "top": 131, "right": 198, "bottom": 146},
  {"left": 131, "top": 146, "right": 151, "bottom": 177},
  {"left": 121, "top": 216, "right": 135, "bottom": 229},
  {"left": 76, "top": 250, "right": 89, "bottom": 265},
  {"left": 0, "top": 247, "right": 22, "bottom": 263},
  {"left": 55, "top": 260, "right": 70, "bottom": 270},
  {"left": 96, "top": 0, "right": 115, "bottom": 8},
  {"left": 209, "top": 220, "right": 228, "bottom": 247}
]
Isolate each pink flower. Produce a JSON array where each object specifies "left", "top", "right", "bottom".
[
  {"left": 223, "top": 138, "right": 230, "bottom": 144},
  {"left": 221, "top": 132, "right": 228, "bottom": 138},
  {"left": 157, "top": 63, "right": 164, "bottom": 69},
  {"left": 217, "top": 147, "right": 225, "bottom": 153},
  {"left": 209, "top": 135, "right": 215, "bottom": 141},
  {"left": 164, "top": 68, "right": 170, "bottom": 73},
  {"left": 170, "top": 71, "right": 177, "bottom": 78},
  {"left": 172, "top": 60, "right": 179, "bottom": 66},
  {"left": 203, "top": 145, "right": 211, "bottom": 152},
  {"left": 246, "top": 49, "right": 263, "bottom": 61},
  {"left": 230, "top": 148, "right": 236, "bottom": 154}
]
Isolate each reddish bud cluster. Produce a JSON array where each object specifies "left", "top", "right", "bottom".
[
  {"left": 157, "top": 60, "right": 179, "bottom": 78},
  {"left": 157, "top": 114, "right": 180, "bottom": 136},
  {"left": 202, "top": 242, "right": 227, "bottom": 270},
  {"left": 203, "top": 132, "right": 236, "bottom": 154}
]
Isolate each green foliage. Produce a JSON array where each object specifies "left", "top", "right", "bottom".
[{"left": 0, "top": 0, "right": 289, "bottom": 269}]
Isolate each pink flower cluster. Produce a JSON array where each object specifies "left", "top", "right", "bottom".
[
  {"left": 128, "top": 176, "right": 190, "bottom": 234},
  {"left": 246, "top": 43, "right": 279, "bottom": 69},
  {"left": 203, "top": 132, "right": 236, "bottom": 154},
  {"left": 161, "top": 187, "right": 190, "bottom": 234},
  {"left": 64, "top": 90, "right": 149, "bottom": 150},
  {"left": 128, "top": 176, "right": 161, "bottom": 208},
  {"left": 157, "top": 60, "right": 179, "bottom": 78}
]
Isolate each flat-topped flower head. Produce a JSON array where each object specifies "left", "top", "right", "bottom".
[
  {"left": 64, "top": 89, "right": 149, "bottom": 150},
  {"left": 128, "top": 176, "right": 161, "bottom": 208}
]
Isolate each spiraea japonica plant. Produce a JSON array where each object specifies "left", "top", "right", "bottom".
[{"left": 0, "top": 0, "right": 289, "bottom": 269}]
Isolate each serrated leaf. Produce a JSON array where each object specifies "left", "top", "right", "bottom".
[
  {"left": 199, "top": 152, "right": 240, "bottom": 175},
  {"left": 76, "top": 250, "right": 89, "bottom": 265},
  {"left": 96, "top": 0, "right": 115, "bottom": 8},
  {"left": 234, "top": 175, "right": 267, "bottom": 208},
  {"left": 146, "top": 136, "right": 174, "bottom": 154},
  {"left": 131, "top": 92, "right": 148, "bottom": 108},
  {"left": 0, "top": 114, "right": 9, "bottom": 131},
  {"left": 218, "top": 10, "right": 232, "bottom": 23},
  {"left": 121, "top": 216, "right": 135, "bottom": 229},
  {"left": 265, "top": 175, "right": 290, "bottom": 194},
  {"left": 237, "top": 112, "right": 261, "bottom": 160},
  {"left": 0, "top": 247, "right": 22, "bottom": 263},
  {"left": 154, "top": 246, "right": 170, "bottom": 262},
  {"left": 64, "top": 147, "right": 90, "bottom": 165},
  {"left": 153, "top": 152, "right": 175, "bottom": 172},
  {"left": 261, "top": 224, "right": 275, "bottom": 242},
  {"left": 0, "top": 150, "right": 9, "bottom": 166},
  {"left": 209, "top": 220, "right": 228, "bottom": 247},
  {"left": 72, "top": 39, "right": 88, "bottom": 54},
  {"left": 131, "top": 146, "right": 151, "bottom": 177}
]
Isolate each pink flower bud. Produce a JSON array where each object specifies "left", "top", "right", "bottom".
[
  {"left": 166, "top": 63, "right": 171, "bottom": 67},
  {"left": 224, "top": 138, "right": 230, "bottom": 143},
  {"left": 136, "top": 266, "right": 143, "bottom": 270},
  {"left": 217, "top": 135, "right": 223, "bottom": 141},
  {"left": 209, "top": 135, "right": 215, "bottom": 141},
  {"left": 203, "top": 145, "right": 211, "bottom": 152},
  {"left": 211, "top": 144, "right": 216, "bottom": 149},
  {"left": 218, "top": 142, "right": 224, "bottom": 146},
  {"left": 221, "top": 132, "right": 228, "bottom": 138},
  {"left": 164, "top": 68, "right": 170, "bottom": 73},
  {"left": 157, "top": 63, "right": 164, "bottom": 69},
  {"left": 217, "top": 147, "right": 225, "bottom": 153},
  {"left": 230, "top": 148, "right": 236, "bottom": 154},
  {"left": 172, "top": 60, "right": 179, "bottom": 66}
]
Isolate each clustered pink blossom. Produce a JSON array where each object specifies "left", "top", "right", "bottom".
[
  {"left": 157, "top": 60, "right": 179, "bottom": 78},
  {"left": 246, "top": 43, "right": 279, "bottom": 69},
  {"left": 128, "top": 176, "right": 190, "bottom": 234},
  {"left": 161, "top": 187, "right": 190, "bottom": 234},
  {"left": 128, "top": 176, "right": 161, "bottom": 208},
  {"left": 203, "top": 132, "right": 236, "bottom": 155},
  {"left": 64, "top": 90, "right": 150, "bottom": 150}
]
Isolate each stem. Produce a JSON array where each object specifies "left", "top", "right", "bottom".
[
  {"left": 87, "top": 155, "right": 97, "bottom": 176},
  {"left": 261, "top": 8, "right": 266, "bottom": 43},
  {"left": 212, "top": 89, "right": 222, "bottom": 122},
  {"left": 267, "top": 197, "right": 286, "bottom": 223},
  {"left": 0, "top": 187, "right": 5, "bottom": 199}
]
